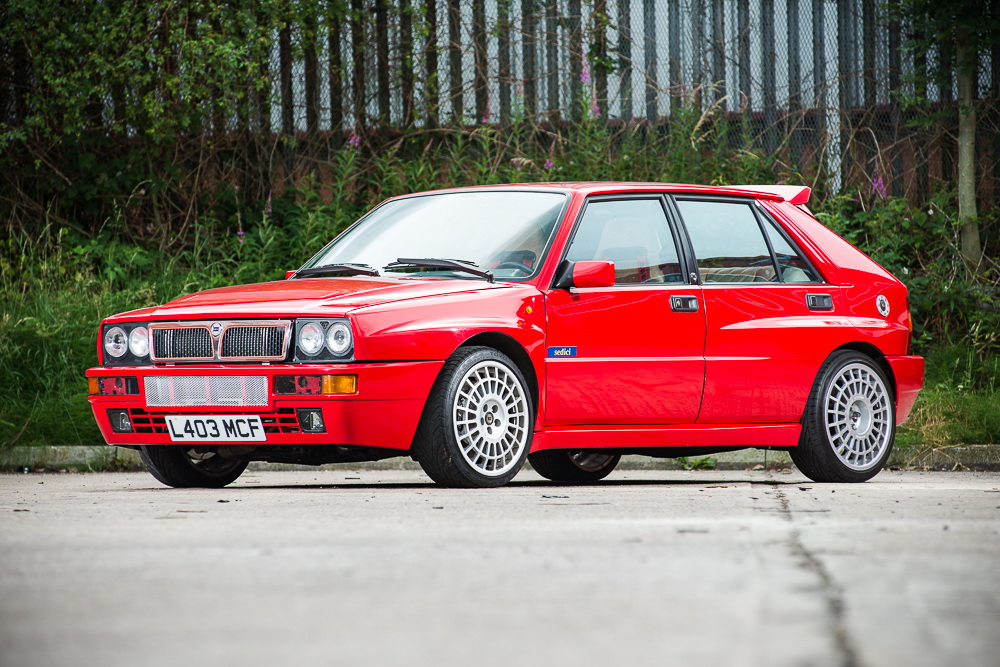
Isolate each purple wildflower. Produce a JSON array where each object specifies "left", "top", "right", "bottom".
[
  {"left": 348, "top": 135, "right": 360, "bottom": 148},
  {"left": 543, "top": 158, "right": 554, "bottom": 171},
  {"left": 590, "top": 102, "right": 601, "bottom": 119},
  {"left": 872, "top": 175, "right": 888, "bottom": 199},
  {"left": 580, "top": 69, "right": 591, "bottom": 85},
  {"left": 237, "top": 230, "right": 245, "bottom": 244}
]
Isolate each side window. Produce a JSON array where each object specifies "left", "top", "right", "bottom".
[
  {"left": 761, "top": 216, "right": 821, "bottom": 283},
  {"left": 676, "top": 200, "right": 778, "bottom": 284},
  {"left": 565, "top": 199, "right": 683, "bottom": 284}
]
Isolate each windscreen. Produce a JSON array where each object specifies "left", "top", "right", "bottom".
[{"left": 305, "top": 191, "right": 567, "bottom": 280}]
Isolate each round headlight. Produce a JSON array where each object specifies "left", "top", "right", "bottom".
[
  {"left": 326, "top": 322, "right": 352, "bottom": 356},
  {"left": 298, "top": 322, "right": 324, "bottom": 356},
  {"left": 128, "top": 326, "right": 149, "bottom": 357},
  {"left": 104, "top": 326, "right": 128, "bottom": 359}
]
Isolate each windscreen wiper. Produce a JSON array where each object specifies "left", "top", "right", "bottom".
[
  {"left": 384, "top": 258, "right": 494, "bottom": 283},
  {"left": 291, "top": 263, "right": 380, "bottom": 278}
]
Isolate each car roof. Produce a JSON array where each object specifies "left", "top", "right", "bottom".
[{"left": 405, "top": 182, "right": 811, "bottom": 204}]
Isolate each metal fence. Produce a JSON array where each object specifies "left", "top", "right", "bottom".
[{"left": 3, "top": 1, "right": 999, "bottom": 202}]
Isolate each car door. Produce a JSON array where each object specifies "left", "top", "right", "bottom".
[
  {"left": 671, "top": 196, "right": 853, "bottom": 423},
  {"left": 543, "top": 196, "right": 707, "bottom": 426}
]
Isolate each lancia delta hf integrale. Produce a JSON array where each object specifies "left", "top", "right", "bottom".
[{"left": 87, "top": 183, "right": 924, "bottom": 488}]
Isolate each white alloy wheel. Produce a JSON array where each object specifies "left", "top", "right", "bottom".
[
  {"left": 823, "top": 362, "right": 893, "bottom": 471},
  {"left": 452, "top": 360, "right": 530, "bottom": 477}
]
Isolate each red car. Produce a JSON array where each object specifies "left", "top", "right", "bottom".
[{"left": 87, "top": 183, "right": 924, "bottom": 488}]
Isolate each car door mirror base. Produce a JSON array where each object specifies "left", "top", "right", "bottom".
[{"left": 554, "top": 261, "right": 616, "bottom": 289}]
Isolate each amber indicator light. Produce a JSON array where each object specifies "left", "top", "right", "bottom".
[{"left": 322, "top": 375, "right": 357, "bottom": 395}]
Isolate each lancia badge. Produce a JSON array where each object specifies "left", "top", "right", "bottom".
[
  {"left": 876, "top": 295, "right": 890, "bottom": 317},
  {"left": 210, "top": 322, "right": 223, "bottom": 337}
]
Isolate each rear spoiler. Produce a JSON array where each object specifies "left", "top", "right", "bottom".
[{"left": 729, "top": 185, "right": 811, "bottom": 205}]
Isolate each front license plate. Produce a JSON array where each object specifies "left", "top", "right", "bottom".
[{"left": 165, "top": 415, "right": 266, "bottom": 442}]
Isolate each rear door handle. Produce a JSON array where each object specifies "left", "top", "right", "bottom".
[
  {"left": 671, "top": 295, "right": 699, "bottom": 313},
  {"left": 806, "top": 293, "right": 834, "bottom": 311}
]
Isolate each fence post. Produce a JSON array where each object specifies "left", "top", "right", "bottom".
[
  {"left": 888, "top": 0, "right": 902, "bottom": 197},
  {"left": 761, "top": 0, "right": 776, "bottom": 154},
  {"left": 473, "top": 0, "right": 488, "bottom": 122},
  {"left": 691, "top": 0, "right": 703, "bottom": 110},
  {"left": 569, "top": 0, "right": 583, "bottom": 121},
  {"left": 523, "top": 0, "right": 538, "bottom": 119},
  {"left": 376, "top": 0, "right": 391, "bottom": 124},
  {"left": 787, "top": 0, "right": 802, "bottom": 168},
  {"left": 811, "top": 0, "right": 825, "bottom": 181},
  {"left": 668, "top": 0, "right": 680, "bottom": 116},
  {"left": 912, "top": 17, "right": 928, "bottom": 202},
  {"left": 618, "top": 0, "right": 633, "bottom": 122},
  {"left": 593, "top": 0, "right": 609, "bottom": 118},
  {"left": 400, "top": 0, "right": 415, "bottom": 125},
  {"left": 425, "top": 0, "right": 439, "bottom": 128},
  {"left": 837, "top": 0, "right": 854, "bottom": 185},
  {"left": 448, "top": 0, "right": 463, "bottom": 123},
  {"left": 499, "top": 0, "right": 512, "bottom": 123},
  {"left": 351, "top": 0, "right": 367, "bottom": 129},
  {"left": 304, "top": 14, "right": 320, "bottom": 146},
  {"left": 279, "top": 24, "right": 294, "bottom": 137},
  {"left": 329, "top": 7, "right": 344, "bottom": 140},
  {"left": 711, "top": 0, "right": 725, "bottom": 107},
  {"left": 546, "top": 0, "right": 559, "bottom": 125},
  {"left": 644, "top": 0, "right": 657, "bottom": 125},
  {"left": 737, "top": 0, "right": 750, "bottom": 116}
]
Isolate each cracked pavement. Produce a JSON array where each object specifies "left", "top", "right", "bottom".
[{"left": 2, "top": 469, "right": 999, "bottom": 666}]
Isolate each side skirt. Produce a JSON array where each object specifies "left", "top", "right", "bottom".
[{"left": 529, "top": 423, "right": 801, "bottom": 453}]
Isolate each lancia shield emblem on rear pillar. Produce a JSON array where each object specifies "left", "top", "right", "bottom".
[
  {"left": 876, "top": 295, "right": 890, "bottom": 317},
  {"left": 210, "top": 322, "right": 223, "bottom": 337}
]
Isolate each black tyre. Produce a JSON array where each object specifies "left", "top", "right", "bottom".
[
  {"left": 139, "top": 445, "right": 249, "bottom": 488},
  {"left": 413, "top": 346, "right": 534, "bottom": 488},
  {"left": 791, "top": 350, "right": 895, "bottom": 483},
  {"left": 529, "top": 450, "right": 621, "bottom": 482}
]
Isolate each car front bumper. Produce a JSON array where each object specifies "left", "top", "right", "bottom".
[{"left": 86, "top": 361, "right": 444, "bottom": 450}]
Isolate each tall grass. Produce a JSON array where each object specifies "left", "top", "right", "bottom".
[{"left": 2, "top": 113, "right": 998, "bottom": 453}]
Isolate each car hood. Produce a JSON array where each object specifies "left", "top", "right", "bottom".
[{"left": 128, "top": 277, "right": 513, "bottom": 320}]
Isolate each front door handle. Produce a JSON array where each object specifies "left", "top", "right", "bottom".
[
  {"left": 806, "top": 293, "right": 834, "bottom": 311},
  {"left": 671, "top": 295, "right": 699, "bottom": 313}
]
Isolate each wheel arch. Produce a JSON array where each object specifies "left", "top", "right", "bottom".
[
  {"left": 459, "top": 332, "right": 539, "bottom": 414},
  {"left": 832, "top": 341, "right": 896, "bottom": 401}
]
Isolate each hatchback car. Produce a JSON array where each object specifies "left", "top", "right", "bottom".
[{"left": 87, "top": 183, "right": 924, "bottom": 488}]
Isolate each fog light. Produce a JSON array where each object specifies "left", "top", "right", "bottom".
[
  {"left": 296, "top": 408, "right": 325, "bottom": 433},
  {"left": 107, "top": 409, "right": 133, "bottom": 433},
  {"left": 98, "top": 377, "right": 139, "bottom": 396},
  {"left": 322, "top": 375, "right": 357, "bottom": 394}
]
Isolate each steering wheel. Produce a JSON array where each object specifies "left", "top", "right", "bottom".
[{"left": 493, "top": 262, "right": 533, "bottom": 276}]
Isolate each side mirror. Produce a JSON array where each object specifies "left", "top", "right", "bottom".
[
  {"left": 554, "top": 260, "right": 615, "bottom": 289},
  {"left": 285, "top": 270, "right": 296, "bottom": 280}
]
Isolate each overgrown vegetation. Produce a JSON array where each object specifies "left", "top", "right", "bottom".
[{"left": 1, "top": 110, "right": 997, "bottom": 455}]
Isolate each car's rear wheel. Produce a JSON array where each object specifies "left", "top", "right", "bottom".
[
  {"left": 791, "top": 350, "right": 895, "bottom": 482},
  {"left": 529, "top": 450, "right": 621, "bottom": 482},
  {"left": 413, "top": 346, "right": 533, "bottom": 488},
  {"left": 139, "top": 445, "right": 249, "bottom": 488}
]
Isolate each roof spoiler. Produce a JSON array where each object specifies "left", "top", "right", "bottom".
[{"left": 730, "top": 185, "right": 811, "bottom": 205}]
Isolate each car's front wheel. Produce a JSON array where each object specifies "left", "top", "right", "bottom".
[
  {"left": 529, "top": 450, "right": 621, "bottom": 482},
  {"left": 791, "top": 350, "right": 895, "bottom": 482},
  {"left": 413, "top": 346, "right": 533, "bottom": 488},
  {"left": 139, "top": 446, "right": 249, "bottom": 488}
]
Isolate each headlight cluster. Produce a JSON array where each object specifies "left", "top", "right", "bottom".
[
  {"left": 294, "top": 319, "right": 354, "bottom": 362},
  {"left": 102, "top": 323, "right": 151, "bottom": 365}
]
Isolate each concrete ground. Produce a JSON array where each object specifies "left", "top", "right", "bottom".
[{"left": 1, "top": 469, "right": 999, "bottom": 667}]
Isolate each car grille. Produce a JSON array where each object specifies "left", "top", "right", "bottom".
[
  {"left": 220, "top": 326, "right": 285, "bottom": 359},
  {"left": 149, "top": 320, "right": 291, "bottom": 362},
  {"left": 144, "top": 375, "right": 269, "bottom": 407},
  {"left": 153, "top": 328, "right": 213, "bottom": 360}
]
